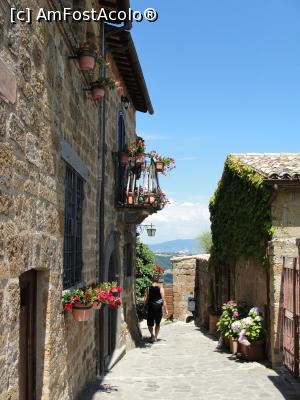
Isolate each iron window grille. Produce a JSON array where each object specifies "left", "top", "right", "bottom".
[{"left": 63, "top": 164, "right": 84, "bottom": 289}]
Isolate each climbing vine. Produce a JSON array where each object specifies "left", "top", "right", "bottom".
[{"left": 209, "top": 155, "right": 274, "bottom": 267}]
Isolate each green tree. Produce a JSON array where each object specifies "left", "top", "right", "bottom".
[
  {"left": 199, "top": 231, "right": 212, "bottom": 253},
  {"left": 135, "top": 239, "right": 155, "bottom": 303}
]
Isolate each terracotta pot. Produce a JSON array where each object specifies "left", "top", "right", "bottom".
[
  {"left": 93, "top": 302, "right": 102, "bottom": 310},
  {"left": 91, "top": 87, "right": 105, "bottom": 100},
  {"left": 77, "top": 49, "right": 96, "bottom": 71},
  {"left": 229, "top": 336, "right": 239, "bottom": 354},
  {"left": 127, "top": 193, "right": 135, "bottom": 205},
  {"left": 208, "top": 314, "right": 219, "bottom": 334},
  {"left": 119, "top": 152, "right": 129, "bottom": 166},
  {"left": 240, "top": 340, "right": 264, "bottom": 361},
  {"left": 222, "top": 334, "right": 230, "bottom": 349},
  {"left": 155, "top": 161, "right": 164, "bottom": 172},
  {"left": 72, "top": 303, "right": 93, "bottom": 322},
  {"left": 135, "top": 153, "right": 145, "bottom": 165},
  {"left": 147, "top": 194, "right": 156, "bottom": 204}
]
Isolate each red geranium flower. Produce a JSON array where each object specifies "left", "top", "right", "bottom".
[{"left": 64, "top": 303, "right": 73, "bottom": 312}]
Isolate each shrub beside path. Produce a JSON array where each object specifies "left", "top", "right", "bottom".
[{"left": 81, "top": 321, "right": 300, "bottom": 400}]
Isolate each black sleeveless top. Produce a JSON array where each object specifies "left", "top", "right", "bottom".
[{"left": 148, "top": 286, "right": 162, "bottom": 303}]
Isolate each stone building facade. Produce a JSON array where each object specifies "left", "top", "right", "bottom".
[
  {"left": 211, "top": 154, "right": 300, "bottom": 368},
  {"left": 171, "top": 254, "right": 211, "bottom": 324},
  {"left": 0, "top": 1, "right": 159, "bottom": 399}
]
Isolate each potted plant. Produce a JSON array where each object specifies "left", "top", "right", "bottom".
[
  {"left": 76, "top": 42, "right": 98, "bottom": 71},
  {"left": 119, "top": 146, "right": 129, "bottom": 166},
  {"left": 89, "top": 78, "right": 118, "bottom": 101},
  {"left": 93, "top": 282, "right": 122, "bottom": 309},
  {"left": 145, "top": 192, "right": 156, "bottom": 204},
  {"left": 127, "top": 192, "right": 135, "bottom": 205},
  {"left": 150, "top": 151, "right": 176, "bottom": 174},
  {"left": 153, "top": 265, "right": 165, "bottom": 283},
  {"left": 127, "top": 138, "right": 146, "bottom": 165},
  {"left": 230, "top": 320, "right": 242, "bottom": 354},
  {"left": 217, "top": 300, "right": 240, "bottom": 349},
  {"left": 208, "top": 306, "right": 221, "bottom": 334},
  {"left": 154, "top": 189, "right": 169, "bottom": 210},
  {"left": 238, "top": 307, "right": 265, "bottom": 361},
  {"left": 62, "top": 288, "right": 95, "bottom": 322}
]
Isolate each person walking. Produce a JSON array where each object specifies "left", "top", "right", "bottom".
[{"left": 144, "top": 274, "right": 168, "bottom": 342}]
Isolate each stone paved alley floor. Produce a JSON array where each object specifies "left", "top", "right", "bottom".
[{"left": 82, "top": 322, "right": 300, "bottom": 400}]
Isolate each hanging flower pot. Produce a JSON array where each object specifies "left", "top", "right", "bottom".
[
  {"left": 72, "top": 303, "right": 93, "bottom": 322},
  {"left": 119, "top": 152, "right": 129, "bottom": 166},
  {"left": 146, "top": 194, "right": 156, "bottom": 204},
  {"left": 77, "top": 43, "right": 97, "bottom": 71},
  {"left": 91, "top": 86, "right": 105, "bottom": 101},
  {"left": 135, "top": 153, "right": 145, "bottom": 165},
  {"left": 127, "top": 192, "right": 135, "bottom": 205},
  {"left": 155, "top": 161, "right": 165, "bottom": 172},
  {"left": 240, "top": 340, "right": 264, "bottom": 361}
]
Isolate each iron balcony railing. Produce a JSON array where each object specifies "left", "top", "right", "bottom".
[{"left": 117, "top": 153, "right": 167, "bottom": 210}]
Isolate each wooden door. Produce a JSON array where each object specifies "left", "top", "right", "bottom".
[{"left": 19, "top": 269, "right": 37, "bottom": 400}]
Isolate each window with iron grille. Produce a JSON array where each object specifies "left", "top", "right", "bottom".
[{"left": 63, "top": 164, "right": 84, "bottom": 289}]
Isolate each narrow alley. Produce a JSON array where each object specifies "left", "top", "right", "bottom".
[{"left": 81, "top": 322, "right": 300, "bottom": 400}]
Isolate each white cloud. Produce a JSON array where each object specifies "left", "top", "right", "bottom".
[{"left": 140, "top": 200, "right": 210, "bottom": 244}]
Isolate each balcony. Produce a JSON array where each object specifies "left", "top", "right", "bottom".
[{"left": 116, "top": 152, "right": 168, "bottom": 224}]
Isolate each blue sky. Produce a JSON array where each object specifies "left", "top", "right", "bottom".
[{"left": 131, "top": 0, "right": 300, "bottom": 244}]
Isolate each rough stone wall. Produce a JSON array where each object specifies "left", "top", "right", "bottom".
[
  {"left": 0, "top": 2, "right": 106, "bottom": 399},
  {"left": 171, "top": 256, "right": 198, "bottom": 321},
  {"left": 268, "top": 189, "right": 300, "bottom": 366},
  {"left": 234, "top": 257, "right": 267, "bottom": 309},
  {"left": 194, "top": 255, "right": 211, "bottom": 328}
]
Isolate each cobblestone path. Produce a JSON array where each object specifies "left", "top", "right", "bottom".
[{"left": 82, "top": 321, "right": 300, "bottom": 400}]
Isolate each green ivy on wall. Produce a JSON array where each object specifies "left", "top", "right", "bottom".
[{"left": 209, "top": 155, "right": 274, "bottom": 267}]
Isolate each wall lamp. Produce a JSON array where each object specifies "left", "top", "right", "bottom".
[
  {"left": 137, "top": 224, "right": 156, "bottom": 237},
  {"left": 121, "top": 96, "right": 131, "bottom": 110}
]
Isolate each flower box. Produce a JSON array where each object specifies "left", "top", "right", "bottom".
[
  {"left": 240, "top": 340, "right": 264, "bottom": 361},
  {"left": 72, "top": 303, "right": 93, "bottom": 322}
]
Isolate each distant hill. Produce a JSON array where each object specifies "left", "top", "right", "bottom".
[
  {"left": 154, "top": 254, "right": 172, "bottom": 270},
  {"left": 149, "top": 239, "right": 201, "bottom": 255}
]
